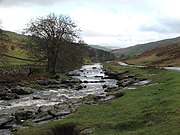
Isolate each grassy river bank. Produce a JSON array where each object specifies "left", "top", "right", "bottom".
[{"left": 15, "top": 62, "right": 180, "bottom": 135}]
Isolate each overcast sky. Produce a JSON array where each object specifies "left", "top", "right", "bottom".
[{"left": 0, "top": 0, "right": 180, "bottom": 48}]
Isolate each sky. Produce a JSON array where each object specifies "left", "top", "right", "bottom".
[{"left": 0, "top": 0, "right": 180, "bottom": 48}]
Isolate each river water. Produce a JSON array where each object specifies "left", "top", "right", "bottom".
[
  {"left": 0, "top": 63, "right": 117, "bottom": 116},
  {"left": 118, "top": 62, "right": 180, "bottom": 72}
]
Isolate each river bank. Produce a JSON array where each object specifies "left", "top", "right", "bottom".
[
  {"left": 0, "top": 63, "right": 149, "bottom": 134},
  {"left": 14, "top": 61, "right": 180, "bottom": 135}
]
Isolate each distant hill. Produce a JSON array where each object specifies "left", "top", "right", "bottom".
[
  {"left": 89, "top": 45, "right": 120, "bottom": 52},
  {"left": 112, "top": 36, "right": 180, "bottom": 57},
  {"left": 89, "top": 45, "right": 112, "bottom": 52},
  {"left": 86, "top": 46, "right": 115, "bottom": 62},
  {"left": 113, "top": 36, "right": 180, "bottom": 67}
]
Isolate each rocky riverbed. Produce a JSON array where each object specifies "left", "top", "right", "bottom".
[{"left": 0, "top": 63, "right": 150, "bottom": 134}]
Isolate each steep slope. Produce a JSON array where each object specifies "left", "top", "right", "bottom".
[{"left": 112, "top": 36, "right": 180, "bottom": 57}]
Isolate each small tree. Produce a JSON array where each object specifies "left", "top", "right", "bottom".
[{"left": 24, "top": 13, "right": 80, "bottom": 74}]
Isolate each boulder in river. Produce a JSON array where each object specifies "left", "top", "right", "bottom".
[
  {"left": 0, "top": 115, "right": 14, "bottom": 129},
  {"left": 73, "top": 85, "right": 84, "bottom": 90},
  {"left": 62, "top": 78, "right": 82, "bottom": 84},
  {"left": 67, "top": 70, "right": 80, "bottom": 76},
  {"left": 104, "top": 71, "right": 128, "bottom": 79},
  {"left": 0, "top": 93, "right": 19, "bottom": 100},
  {"left": 15, "top": 110, "right": 35, "bottom": 122},
  {"left": 36, "top": 79, "right": 61, "bottom": 85},
  {"left": 11, "top": 86, "right": 34, "bottom": 95}
]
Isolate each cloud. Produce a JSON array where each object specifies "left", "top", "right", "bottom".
[
  {"left": 0, "top": 0, "right": 65, "bottom": 7},
  {"left": 139, "top": 18, "right": 180, "bottom": 34},
  {"left": 1, "top": 0, "right": 180, "bottom": 48}
]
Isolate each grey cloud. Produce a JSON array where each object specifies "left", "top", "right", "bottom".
[
  {"left": 82, "top": 30, "right": 122, "bottom": 37},
  {"left": 0, "top": 0, "right": 151, "bottom": 7},
  {"left": 0, "top": 0, "right": 66, "bottom": 7},
  {"left": 140, "top": 18, "right": 180, "bottom": 34}
]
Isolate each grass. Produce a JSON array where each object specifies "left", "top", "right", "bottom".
[
  {"left": 0, "top": 31, "right": 34, "bottom": 67},
  {"left": 14, "top": 62, "right": 180, "bottom": 135}
]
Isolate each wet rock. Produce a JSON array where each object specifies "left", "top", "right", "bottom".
[
  {"left": 83, "top": 80, "right": 88, "bottom": 83},
  {"left": 0, "top": 80, "right": 17, "bottom": 88},
  {"left": 67, "top": 70, "right": 80, "bottom": 76},
  {"left": 0, "top": 116, "right": 14, "bottom": 129},
  {"left": 0, "top": 93, "right": 19, "bottom": 100},
  {"left": 102, "top": 84, "right": 107, "bottom": 88},
  {"left": 94, "top": 75, "right": 104, "bottom": 78},
  {"left": 96, "top": 95, "right": 106, "bottom": 100},
  {"left": 62, "top": 78, "right": 82, "bottom": 84},
  {"left": 104, "top": 89, "right": 111, "bottom": 92},
  {"left": 11, "top": 86, "right": 33, "bottom": 95},
  {"left": 79, "top": 69, "right": 84, "bottom": 72},
  {"left": 47, "top": 109, "right": 71, "bottom": 117},
  {"left": 99, "top": 80, "right": 106, "bottom": 83},
  {"left": 124, "top": 75, "right": 135, "bottom": 79},
  {"left": 15, "top": 110, "right": 35, "bottom": 122},
  {"left": 74, "top": 85, "right": 83, "bottom": 90},
  {"left": 0, "top": 129, "right": 12, "bottom": 135},
  {"left": 37, "top": 106, "right": 50, "bottom": 113},
  {"left": 133, "top": 80, "right": 150, "bottom": 86},
  {"left": 84, "top": 101, "right": 97, "bottom": 105},
  {"left": 0, "top": 89, "right": 8, "bottom": 96},
  {"left": 105, "top": 71, "right": 128, "bottom": 79},
  {"left": 36, "top": 80, "right": 61, "bottom": 85},
  {"left": 33, "top": 115, "right": 53, "bottom": 123},
  {"left": 79, "top": 127, "right": 95, "bottom": 135},
  {"left": 117, "top": 78, "right": 135, "bottom": 87},
  {"left": 33, "top": 96, "right": 41, "bottom": 100}
]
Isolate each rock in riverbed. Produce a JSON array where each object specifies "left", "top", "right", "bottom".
[{"left": 11, "top": 86, "right": 34, "bottom": 95}]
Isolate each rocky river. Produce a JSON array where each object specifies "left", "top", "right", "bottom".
[
  {"left": 0, "top": 63, "right": 150, "bottom": 135},
  {"left": 0, "top": 63, "right": 119, "bottom": 134}
]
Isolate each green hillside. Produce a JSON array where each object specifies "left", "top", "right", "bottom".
[
  {"left": 122, "top": 43, "right": 180, "bottom": 67},
  {"left": 89, "top": 45, "right": 112, "bottom": 52},
  {"left": 112, "top": 36, "right": 180, "bottom": 57},
  {"left": 0, "top": 31, "right": 115, "bottom": 67},
  {"left": 5, "top": 31, "right": 29, "bottom": 43},
  {"left": 0, "top": 31, "right": 32, "bottom": 67}
]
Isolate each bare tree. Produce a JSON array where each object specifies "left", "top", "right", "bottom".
[{"left": 24, "top": 13, "right": 80, "bottom": 74}]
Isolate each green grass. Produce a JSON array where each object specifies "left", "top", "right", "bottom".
[
  {"left": 5, "top": 31, "right": 28, "bottom": 43},
  {"left": 14, "top": 62, "right": 180, "bottom": 135},
  {"left": 0, "top": 31, "right": 35, "bottom": 67}
]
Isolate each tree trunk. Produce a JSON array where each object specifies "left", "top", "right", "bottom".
[{"left": 47, "top": 50, "right": 57, "bottom": 75}]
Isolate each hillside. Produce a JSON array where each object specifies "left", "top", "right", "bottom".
[
  {"left": 112, "top": 36, "right": 180, "bottom": 57},
  {"left": 122, "top": 43, "right": 180, "bottom": 67},
  {"left": 0, "top": 31, "right": 32, "bottom": 66},
  {"left": 0, "top": 30, "right": 115, "bottom": 67},
  {"left": 89, "top": 45, "right": 112, "bottom": 52}
]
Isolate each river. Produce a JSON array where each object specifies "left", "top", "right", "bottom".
[
  {"left": 118, "top": 62, "right": 180, "bottom": 72},
  {"left": 0, "top": 63, "right": 117, "bottom": 134}
]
